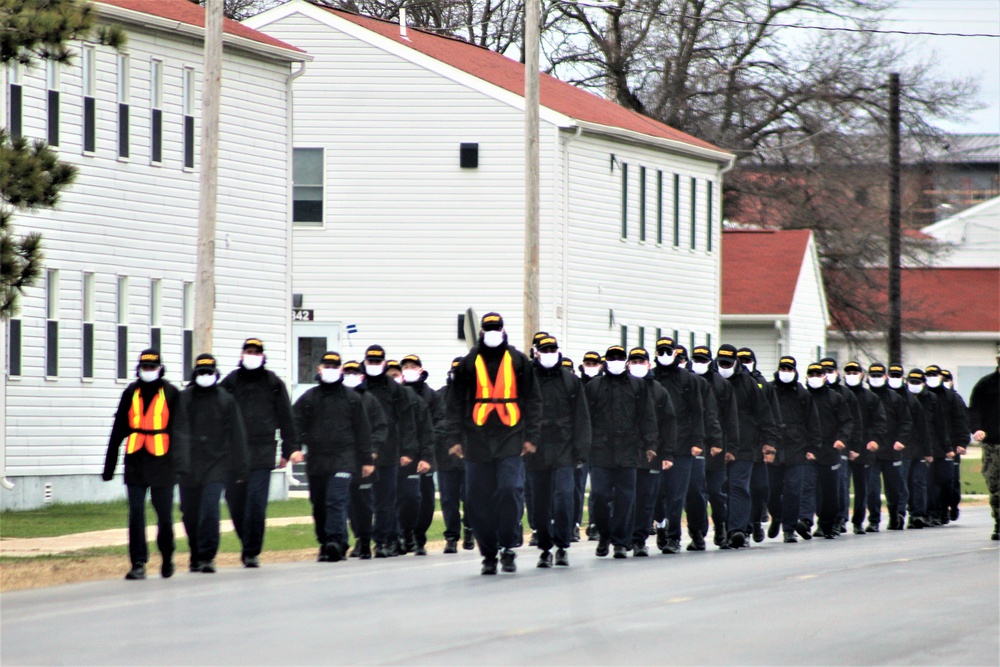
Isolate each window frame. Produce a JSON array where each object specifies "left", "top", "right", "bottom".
[
  {"left": 638, "top": 166, "right": 647, "bottom": 243},
  {"left": 83, "top": 272, "right": 95, "bottom": 379},
  {"left": 150, "top": 59, "right": 164, "bottom": 165},
  {"left": 690, "top": 177, "right": 698, "bottom": 250},
  {"left": 8, "top": 63, "right": 23, "bottom": 140},
  {"left": 46, "top": 60, "right": 60, "bottom": 147},
  {"left": 45, "top": 269, "right": 60, "bottom": 377},
  {"left": 292, "top": 147, "right": 325, "bottom": 227},
  {"left": 182, "top": 66, "right": 195, "bottom": 169},
  {"left": 116, "top": 276, "right": 129, "bottom": 380},
  {"left": 620, "top": 162, "right": 629, "bottom": 240},
  {"left": 117, "top": 53, "right": 130, "bottom": 159}
]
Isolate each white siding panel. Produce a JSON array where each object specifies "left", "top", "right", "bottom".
[
  {"left": 787, "top": 235, "right": 829, "bottom": 365},
  {"left": 721, "top": 324, "right": 781, "bottom": 374}
]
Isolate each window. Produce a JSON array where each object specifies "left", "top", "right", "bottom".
[
  {"left": 8, "top": 319, "right": 21, "bottom": 377},
  {"left": 620, "top": 163, "right": 629, "bottom": 239},
  {"left": 689, "top": 331, "right": 695, "bottom": 353},
  {"left": 82, "top": 45, "right": 96, "bottom": 153},
  {"left": 672, "top": 174, "right": 680, "bottom": 247},
  {"left": 83, "top": 273, "right": 95, "bottom": 378},
  {"left": 46, "top": 60, "right": 59, "bottom": 146},
  {"left": 117, "top": 276, "right": 128, "bottom": 379},
  {"left": 117, "top": 54, "right": 130, "bottom": 158},
  {"left": 707, "top": 180, "right": 714, "bottom": 252},
  {"left": 293, "top": 148, "right": 324, "bottom": 225},
  {"left": 150, "top": 278, "right": 162, "bottom": 351},
  {"left": 690, "top": 177, "right": 697, "bottom": 249},
  {"left": 707, "top": 333, "right": 713, "bottom": 352},
  {"left": 638, "top": 167, "right": 647, "bottom": 242},
  {"left": 183, "top": 282, "right": 194, "bottom": 380},
  {"left": 8, "top": 63, "right": 22, "bottom": 140},
  {"left": 656, "top": 170, "right": 663, "bottom": 244},
  {"left": 620, "top": 325, "right": 628, "bottom": 347},
  {"left": 46, "top": 269, "right": 59, "bottom": 376},
  {"left": 182, "top": 67, "right": 195, "bottom": 168},
  {"left": 150, "top": 60, "right": 163, "bottom": 163},
  {"left": 638, "top": 326, "right": 645, "bottom": 350}
]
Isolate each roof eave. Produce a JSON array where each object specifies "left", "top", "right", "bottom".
[
  {"left": 94, "top": 3, "right": 311, "bottom": 63},
  {"left": 573, "top": 120, "right": 734, "bottom": 166},
  {"left": 721, "top": 313, "right": 790, "bottom": 324}
]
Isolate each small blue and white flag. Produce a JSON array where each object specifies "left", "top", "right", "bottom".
[{"left": 346, "top": 323, "right": 358, "bottom": 335}]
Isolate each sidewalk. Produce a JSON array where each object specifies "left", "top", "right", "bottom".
[{"left": 0, "top": 515, "right": 314, "bottom": 558}]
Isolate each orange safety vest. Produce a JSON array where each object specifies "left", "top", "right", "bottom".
[
  {"left": 472, "top": 352, "right": 521, "bottom": 427},
  {"left": 126, "top": 388, "right": 170, "bottom": 456}
]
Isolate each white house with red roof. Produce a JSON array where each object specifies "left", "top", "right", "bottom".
[
  {"left": 245, "top": 0, "right": 734, "bottom": 388},
  {"left": 1, "top": 0, "right": 308, "bottom": 509},
  {"left": 720, "top": 229, "right": 829, "bottom": 374}
]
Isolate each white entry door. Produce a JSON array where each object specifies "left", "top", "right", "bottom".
[{"left": 291, "top": 322, "right": 341, "bottom": 402}]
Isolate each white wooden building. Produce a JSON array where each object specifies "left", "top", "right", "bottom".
[
  {"left": 720, "top": 229, "right": 829, "bottom": 373},
  {"left": 1, "top": 0, "right": 308, "bottom": 510},
  {"left": 245, "top": 1, "right": 733, "bottom": 396},
  {"left": 919, "top": 196, "right": 1000, "bottom": 268}
]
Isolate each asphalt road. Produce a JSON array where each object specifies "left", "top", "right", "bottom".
[{"left": 3, "top": 507, "right": 998, "bottom": 666}]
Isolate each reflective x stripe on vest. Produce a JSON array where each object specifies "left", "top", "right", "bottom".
[
  {"left": 473, "top": 351, "right": 521, "bottom": 427},
  {"left": 126, "top": 388, "right": 171, "bottom": 456}
]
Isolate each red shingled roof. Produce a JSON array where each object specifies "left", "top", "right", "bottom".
[
  {"left": 94, "top": 0, "right": 304, "bottom": 53},
  {"left": 722, "top": 229, "right": 812, "bottom": 315},
  {"left": 320, "top": 7, "right": 723, "bottom": 154},
  {"left": 829, "top": 268, "right": 1000, "bottom": 333}
]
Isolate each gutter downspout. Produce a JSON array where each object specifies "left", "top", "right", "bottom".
[
  {"left": 561, "top": 125, "right": 583, "bottom": 345},
  {"left": 714, "top": 155, "right": 736, "bottom": 348}
]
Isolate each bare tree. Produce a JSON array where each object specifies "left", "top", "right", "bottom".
[{"left": 195, "top": 0, "right": 286, "bottom": 21}]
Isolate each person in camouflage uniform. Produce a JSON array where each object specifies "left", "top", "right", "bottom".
[{"left": 969, "top": 354, "right": 1000, "bottom": 541}]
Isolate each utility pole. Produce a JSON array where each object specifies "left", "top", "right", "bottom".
[
  {"left": 888, "top": 73, "right": 902, "bottom": 365},
  {"left": 195, "top": 0, "right": 223, "bottom": 355},
  {"left": 524, "top": 0, "right": 540, "bottom": 351}
]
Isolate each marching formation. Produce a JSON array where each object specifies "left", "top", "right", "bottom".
[{"left": 103, "top": 313, "right": 1000, "bottom": 580}]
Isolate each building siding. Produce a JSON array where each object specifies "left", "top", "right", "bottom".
[{"left": 786, "top": 235, "right": 828, "bottom": 365}]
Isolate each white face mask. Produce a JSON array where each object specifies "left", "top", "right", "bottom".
[
  {"left": 365, "top": 363, "right": 385, "bottom": 377},
  {"left": 825, "top": 371, "right": 838, "bottom": 384},
  {"left": 717, "top": 365, "right": 735, "bottom": 379},
  {"left": 583, "top": 365, "right": 601, "bottom": 377},
  {"left": 888, "top": 376, "right": 904, "bottom": 389},
  {"left": 657, "top": 352, "right": 676, "bottom": 366},
  {"left": 844, "top": 374, "right": 862, "bottom": 387},
  {"left": 241, "top": 354, "right": 264, "bottom": 370},
  {"left": 605, "top": 360, "right": 627, "bottom": 375},
  {"left": 778, "top": 370, "right": 796, "bottom": 384},
  {"left": 691, "top": 362, "right": 710, "bottom": 376},
  {"left": 629, "top": 363, "right": 648, "bottom": 379},
  {"left": 943, "top": 381, "right": 953, "bottom": 390},
  {"left": 401, "top": 368, "right": 421, "bottom": 383},
  {"left": 392, "top": 375, "right": 403, "bottom": 384},
  {"left": 868, "top": 376, "right": 886, "bottom": 388},
  {"left": 907, "top": 382, "right": 923, "bottom": 394},
  {"left": 744, "top": 361, "right": 755, "bottom": 374},
  {"left": 806, "top": 376, "right": 826, "bottom": 389},
  {"left": 343, "top": 374, "right": 363, "bottom": 388},
  {"left": 321, "top": 367, "right": 342, "bottom": 383},
  {"left": 482, "top": 330, "right": 504, "bottom": 348},
  {"left": 195, "top": 373, "right": 217, "bottom": 388},
  {"left": 139, "top": 369, "right": 160, "bottom": 383},
  {"left": 539, "top": 352, "right": 560, "bottom": 369},
  {"left": 925, "top": 376, "right": 942, "bottom": 388}
]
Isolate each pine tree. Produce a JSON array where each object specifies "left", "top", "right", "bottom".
[{"left": 1, "top": 0, "right": 124, "bottom": 317}]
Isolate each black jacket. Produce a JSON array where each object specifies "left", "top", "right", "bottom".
[
  {"left": 697, "top": 370, "right": 737, "bottom": 471},
  {"left": 220, "top": 366, "right": 296, "bottom": 470},
  {"left": 365, "top": 372, "right": 419, "bottom": 466},
  {"left": 771, "top": 375, "right": 822, "bottom": 466},
  {"left": 642, "top": 373, "right": 678, "bottom": 467},
  {"left": 293, "top": 380, "right": 373, "bottom": 475},
  {"left": 653, "top": 362, "right": 704, "bottom": 454},
  {"left": 436, "top": 382, "right": 464, "bottom": 472},
  {"left": 404, "top": 373, "right": 444, "bottom": 468},
  {"left": 178, "top": 383, "right": 249, "bottom": 486},
  {"left": 807, "top": 384, "right": 854, "bottom": 466},
  {"left": 969, "top": 370, "right": 1000, "bottom": 443},
  {"left": 829, "top": 380, "right": 864, "bottom": 458},
  {"left": 750, "top": 368, "right": 782, "bottom": 462},
  {"left": 351, "top": 384, "right": 388, "bottom": 473},
  {"left": 446, "top": 341, "right": 543, "bottom": 463},
  {"left": 929, "top": 385, "right": 971, "bottom": 450},
  {"left": 529, "top": 361, "right": 592, "bottom": 470},
  {"left": 846, "top": 384, "right": 888, "bottom": 465},
  {"left": 104, "top": 379, "right": 189, "bottom": 487},
  {"left": 913, "top": 388, "right": 952, "bottom": 458},
  {"left": 584, "top": 372, "right": 658, "bottom": 468},
  {"left": 870, "top": 384, "right": 912, "bottom": 462},
  {"left": 728, "top": 365, "right": 778, "bottom": 462},
  {"left": 894, "top": 386, "right": 929, "bottom": 460},
  {"left": 403, "top": 384, "right": 436, "bottom": 468}
]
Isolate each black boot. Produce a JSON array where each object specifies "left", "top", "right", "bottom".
[
  {"left": 655, "top": 526, "right": 668, "bottom": 551},
  {"left": 795, "top": 520, "right": 813, "bottom": 541},
  {"left": 752, "top": 522, "right": 765, "bottom": 543},
  {"left": 462, "top": 527, "right": 476, "bottom": 550},
  {"left": 500, "top": 548, "right": 517, "bottom": 573},
  {"left": 555, "top": 547, "right": 569, "bottom": 566},
  {"left": 767, "top": 520, "right": 780, "bottom": 539},
  {"left": 481, "top": 557, "right": 498, "bottom": 575},
  {"left": 359, "top": 540, "right": 372, "bottom": 560},
  {"left": 161, "top": 557, "right": 175, "bottom": 579},
  {"left": 686, "top": 531, "right": 706, "bottom": 551},
  {"left": 727, "top": 531, "right": 746, "bottom": 549},
  {"left": 125, "top": 562, "right": 146, "bottom": 580},
  {"left": 444, "top": 537, "right": 458, "bottom": 554},
  {"left": 537, "top": 551, "right": 553, "bottom": 568},
  {"left": 783, "top": 531, "right": 798, "bottom": 543},
  {"left": 714, "top": 522, "right": 727, "bottom": 547}
]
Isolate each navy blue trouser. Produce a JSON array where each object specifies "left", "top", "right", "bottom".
[
  {"left": 590, "top": 466, "right": 637, "bottom": 547},
  {"left": 465, "top": 456, "right": 524, "bottom": 559},
  {"left": 438, "top": 469, "right": 467, "bottom": 541},
  {"left": 816, "top": 462, "right": 841, "bottom": 534},
  {"left": 373, "top": 464, "right": 399, "bottom": 544},
  {"left": 767, "top": 463, "right": 805, "bottom": 533},
  {"left": 309, "top": 472, "right": 352, "bottom": 548},
  {"left": 726, "top": 460, "right": 753, "bottom": 536},
  {"left": 523, "top": 462, "right": 535, "bottom": 531},
  {"left": 906, "top": 459, "right": 929, "bottom": 518},
  {"left": 898, "top": 458, "right": 912, "bottom": 517},
  {"left": 516, "top": 457, "right": 527, "bottom": 534},
  {"left": 849, "top": 461, "right": 869, "bottom": 526},
  {"left": 415, "top": 474, "right": 436, "bottom": 545},
  {"left": 749, "top": 461, "right": 769, "bottom": 530},
  {"left": 684, "top": 457, "right": 708, "bottom": 536},
  {"left": 528, "top": 466, "right": 575, "bottom": 551},
  {"left": 225, "top": 468, "right": 271, "bottom": 559},
  {"left": 349, "top": 475, "right": 374, "bottom": 542},
  {"left": 799, "top": 462, "right": 818, "bottom": 524},
  {"left": 397, "top": 461, "right": 422, "bottom": 537},
  {"left": 928, "top": 458, "right": 956, "bottom": 518},
  {"left": 127, "top": 484, "right": 174, "bottom": 565},
  {"left": 951, "top": 456, "right": 961, "bottom": 510},
  {"left": 663, "top": 456, "right": 693, "bottom": 541},
  {"left": 574, "top": 464, "right": 588, "bottom": 527},
  {"left": 867, "top": 460, "right": 903, "bottom": 523},
  {"left": 632, "top": 469, "right": 662, "bottom": 544},
  {"left": 838, "top": 454, "right": 851, "bottom": 523},
  {"left": 180, "top": 481, "right": 225, "bottom": 564}
]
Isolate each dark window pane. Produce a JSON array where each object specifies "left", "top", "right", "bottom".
[
  {"left": 639, "top": 167, "right": 646, "bottom": 242},
  {"left": 620, "top": 163, "right": 628, "bottom": 239},
  {"left": 656, "top": 171, "right": 663, "bottom": 244},
  {"left": 293, "top": 149, "right": 323, "bottom": 224},
  {"left": 184, "top": 115, "right": 194, "bottom": 168},
  {"left": 293, "top": 200, "right": 323, "bottom": 224},
  {"left": 707, "top": 181, "right": 714, "bottom": 252},
  {"left": 620, "top": 325, "right": 627, "bottom": 347},
  {"left": 297, "top": 337, "right": 327, "bottom": 385},
  {"left": 46, "top": 320, "right": 58, "bottom": 376},
  {"left": 83, "top": 96, "right": 95, "bottom": 152},
  {"left": 9, "top": 319, "right": 21, "bottom": 376},
  {"left": 673, "top": 174, "right": 680, "bottom": 246},
  {"left": 117, "top": 325, "right": 128, "bottom": 379},
  {"left": 690, "top": 177, "right": 697, "bottom": 249},
  {"left": 10, "top": 85, "right": 22, "bottom": 140},
  {"left": 183, "top": 329, "right": 193, "bottom": 381},
  {"left": 83, "top": 322, "right": 94, "bottom": 378},
  {"left": 151, "top": 109, "right": 162, "bottom": 163},
  {"left": 118, "top": 103, "right": 129, "bottom": 158},
  {"left": 150, "top": 327, "right": 161, "bottom": 352},
  {"left": 47, "top": 90, "right": 59, "bottom": 146}
]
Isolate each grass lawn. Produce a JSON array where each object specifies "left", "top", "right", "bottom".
[{"left": 960, "top": 457, "right": 988, "bottom": 495}]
